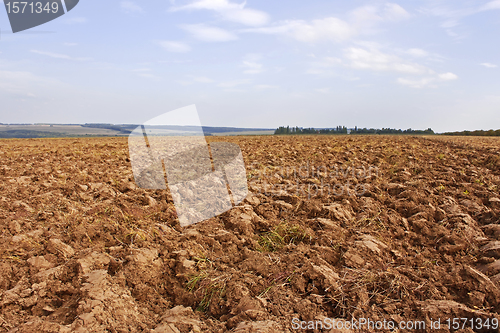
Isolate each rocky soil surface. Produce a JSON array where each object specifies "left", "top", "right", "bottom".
[{"left": 1, "top": 135, "right": 500, "bottom": 332}]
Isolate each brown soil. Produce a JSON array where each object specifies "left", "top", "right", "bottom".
[{"left": 1, "top": 135, "right": 500, "bottom": 332}]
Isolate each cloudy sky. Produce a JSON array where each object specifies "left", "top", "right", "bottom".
[{"left": 0, "top": 0, "right": 499, "bottom": 132}]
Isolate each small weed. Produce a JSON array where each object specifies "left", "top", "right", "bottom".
[
  {"left": 4, "top": 255, "right": 22, "bottom": 262},
  {"left": 186, "top": 271, "right": 209, "bottom": 292},
  {"left": 257, "top": 222, "right": 311, "bottom": 252},
  {"left": 258, "top": 271, "right": 295, "bottom": 298},
  {"left": 327, "top": 268, "right": 409, "bottom": 318},
  {"left": 193, "top": 250, "right": 213, "bottom": 270},
  {"left": 124, "top": 229, "right": 147, "bottom": 245},
  {"left": 437, "top": 153, "right": 445, "bottom": 160},
  {"left": 258, "top": 229, "right": 284, "bottom": 252},
  {"left": 354, "top": 211, "right": 386, "bottom": 230},
  {"left": 186, "top": 271, "right": 228, "bottom": 312},
  {"left": 258, "top": 284, "right": 273, "bottom": 298},
  {"left": 424, "top": 259, "right": 439, "bottom": 266}
]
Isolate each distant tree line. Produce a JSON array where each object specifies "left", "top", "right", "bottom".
[
  {"left": 351, "top": 127, "right": 435, "bottom": 135},
  {"left": 0, "top": 130, "right": 68, "bottom": 138},
  {"left": 441, "top": 129, "right": 500, "bottom": 136},
  {"left": 275, "top": 126, "right": 348, "bottom": 135},
  {"left": 275, "top": 126, "right": 435, "bottom": 135}
]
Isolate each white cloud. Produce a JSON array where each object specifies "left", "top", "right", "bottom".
[
  {"left": 420, "top": 1, "right": 500, "bottom": 38},
  {"left": 331, "top": 45, "right": 458, "bottom": 88},
  {"left": 243, "top": 61, "right": 263, "bottom": 74},
  {"left": 0, "top": 71, "right": 41, "bottom": 85},
  {"left": 403, "top": 47, "right": 446, "bottom": 62},
  {"left": 170, "top": 0, "right": 270, "bottom": 26},
  {"left": 441, "top": 20, "right": 459, "bottom": 28},
  {"left": 306, "top": 69, "right": 325, "bottom": 75},
  {"left": 397, "top": 77, "right": 435, "bottom": 89},
  {"left": 419, "top": 5, "right": 475, "bottom": 21},
  {"left": 242, "top": 54, "right": 264, "bottom": 74},
  {"left": 225, "top": 8, "right": 269, "bottom": 26},
  {"left": 480, "top": 0, "right": 500, "bottom": 11},
  {"left": 350, "top": 3, "right": 410, "bottom": 28},
  {"left": 255, "top": 84, "right": 278, "bottom": 89},
  {"left": 137, "top": 73, "right": 160, "bottom": 79},
  {"left": 193, "top": 76, "right": 214, "bottom": 83},
  {"left": 30, "top": 50, "right": 90, "bottom": 61},
  {"left": 181, "top": 24, "right": 238, "bottom": 42},
  {"left": 172, "top": 0, "right": 243, "bottom": 11},
  {"left": 157, "top": 41, "right": 191, "bottom": 53},
  {"left": 244, "top": 3, "right": 410, "bottom": 43},
  {"left": 350, "top": 6, "right": 382, "bottom": 27},
  {"left": 397, "top": 72, "right": 458, "bottom": 88},
  {"left": 177, "top": 75, "right": 214, "bottom": 85},
  {"left": 217, "top": 79, "right": 250, "bottom": 88},
  {"left": 31, "top": 50, "right": 71, "bottom": 59},
  {"left": 481, "top": 62, "right": 498, "bottom": 68},
  {"left": 240, "top": 21, "right": 297, "bottom": 35},
  {"left": 323, "top": 57, "right": 343, "bottom": 65},
  {"left": 344, "top": 47, "right": 430, "bottom": 75},
  {"left": 438, "top": 72, "right": 458, "bottom": 81},
  {"left": 306, "top": 57, "right": 343, "bottom": 75},
  {"left": 0, "top": 70, "right": 59, "bottom": 97},
  {"left": 304, "top": 43, "right": 454, "bottom": 88},
  {"left": 406, "top": 48, "right": 429, "bottom": 58},
  {"left": 417, "top": 5, "right": 471, "bottom": 40},
  {"left": 383, "top": 3, "right": 411, "bottom": 21},
  {"left": 121, "top": 1, "right": 143, "bottom": 13},
  {"left": 128, "top": 67, "right": 159, "bottom": 79},
  {"left": 244, "top": 18, "right": 355, "bottom": 43},
  {"left": 291, "top": 18, "right": 355, "bottom": 43}
]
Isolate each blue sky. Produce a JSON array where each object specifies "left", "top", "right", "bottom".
[{"left": 0, "top": 0, "right": 499, "bottom": 132}]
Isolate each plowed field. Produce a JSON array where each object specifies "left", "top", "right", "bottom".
[{"left": 1, "top": 135, "right": 500, "bottom": 332}]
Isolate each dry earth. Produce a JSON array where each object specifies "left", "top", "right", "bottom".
[{"left": 1, "top": 135, "right": 500, "bottom": 332}]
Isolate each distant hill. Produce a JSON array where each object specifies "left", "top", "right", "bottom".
[
  {"left": 0, "top": 124, "right": 275, "bottom": 138},
  {"left": 0, "top": 130, "right": 68, "bottom": 139}
]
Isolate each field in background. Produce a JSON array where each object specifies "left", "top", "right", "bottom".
[
  {"left": 0, "top": 125, "right": 126, "bottom": 138},
  {"left": 211, "top": 130, "right": 275, "bottom": 136},
  {"left": 0, "top": 125, "right": 275, "bottom": 138},
  {"left": 1, "top": 135, "right": 500, "bottom": 332}
]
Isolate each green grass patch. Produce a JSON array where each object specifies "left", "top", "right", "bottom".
[
  {"left": 186, "top": 271, "right": 228, "bottom": 312},
  {"left": 257, "top": 222, "right": 312, "bottom": 252}
]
